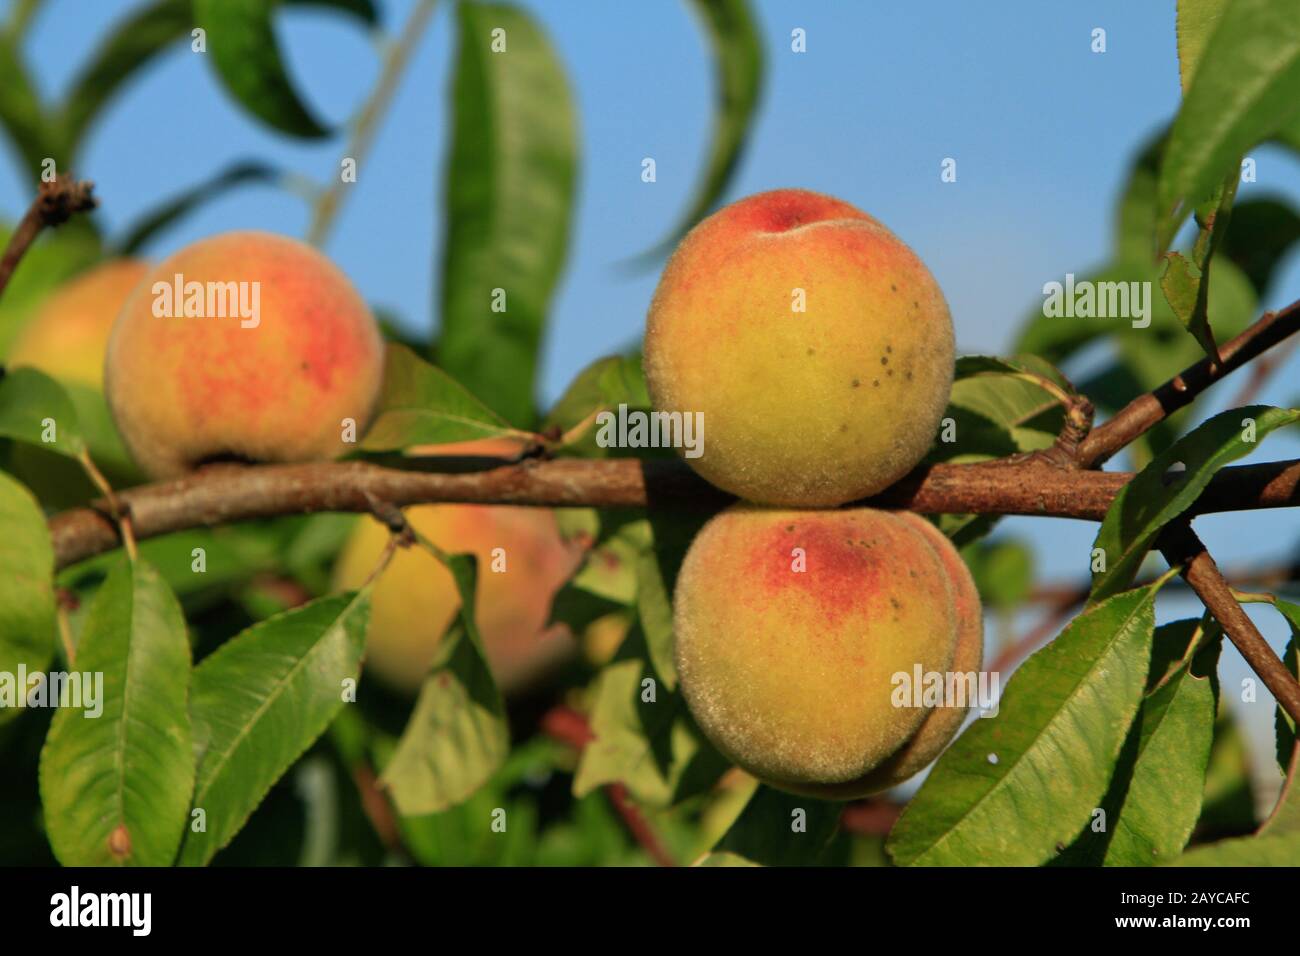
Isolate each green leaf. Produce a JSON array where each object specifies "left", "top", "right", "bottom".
[
  {"left": 114, "top": 161, "right": 281, "bottom": 256},
  {"left": 359, "top": 344, "right": 521, "bottom": 451},
  {"left": 178, "top": 590, "right": 371, "bottom": 865},
  {"left": 59, "top": 0, "right": 193, "bottom": 159},
  {"left": 1177, "top": 0, "right": 1231, "bottom": 92},
  {"left": 1170, "top": 829, "right": 1300, "bottom": 864},
  {"left": 641, "top": 0, "right": 763, "bottom": 257},
  {"left": 1115, "top": 129, "right": 1168, "bottom": 265},
  {"left": 0, "top": 471, "right": 56, "bottom": 724},
  {"left": 963, "top": 538, "right": 1033, "bottom": 611},
  {"left": 1158, "top": 0, "right": 1300, "bottom": 249},
  {"left": 380, "top": 549, "right": 509, "bottom": 815},
  {"left": 195, "top": 0, "right": 377, "bottom": 138},
  {"left": 1220, "top": 198, "right": 1300, "bottom": 295},
  {"left": 0, "top": 33, "right": 56, "bottom": 176},
  {"left": 1160, "top": 250, "right": 1219, "bottom": 358},
  {"left": 715, "top": 784, "right": 841, "bottom": 866},
  {"left": 1243, "top": 596, "right": 1300, "bottom": 771},
  {"left": 574, "top": 626, "right": 727, "bottom": 808},
  {"left": 39, "top": 558, "right": 194, "bottom": 866},
  {"left": 1091, "top": 405, "right": 1299, "bottom": 601},
  {"left": 543, "top": 354, "right": 651, "bottom": 455},
  {"left": 0, "top": 222, "right": 102, "bottom": 358},
  {"left": 887, "top": 585, "right": 1160, "bottom": 867},
  {"left": 1100, "top": 638, "right": 1219, "bottom": 865},
  {"left": 0, "top": 366, "right": 86, "bottom": 457},
  {"left": 438, "top": 1, "right": 578, "bottom": 425}
]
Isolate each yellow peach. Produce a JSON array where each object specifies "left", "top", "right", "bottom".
[
  {"left": 105, "top": 231, "right": 384, "bottom": 478},
  {"left": 644, "top": 188, "right": 954, "bottom": 506},
  {"left": 673, "top": 504, "right": 960, "bottom": 799}
]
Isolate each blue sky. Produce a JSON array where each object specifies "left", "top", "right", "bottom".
[{"left": 4, "top": 0, "right": 1299, "bottom": 798}]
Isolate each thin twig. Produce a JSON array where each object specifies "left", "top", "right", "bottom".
[
  {"left": 1158, "top": 522, "right": 1300, "bottom": 726},
  {"left": 306, "top": 0, "right": 439, "bottom": 246},
  {"left": 1078, "top": 300, "right": 1300, "bottom": 468},
  {"left": 0, "top": 175, "right": 97, "bottom": 301},
  {"left": 540, "top": 706, "right": 677, "bottom": 866},
  {"left": 46, "top": 455, "right": 1300, "bottom": 571}
]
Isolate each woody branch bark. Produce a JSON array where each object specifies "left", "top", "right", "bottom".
[
  {"left": 46, "top": 455, "right": 1300, "bottom": 570},
  {"left": 0, "top": 175, "right": 97, "bottom": 297}
]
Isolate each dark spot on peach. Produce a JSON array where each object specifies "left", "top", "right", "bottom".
[
  {"left": 873, "top": 379, "right": 880, "bottom": 387},
  {"left": 881, "top": 356, "right": 888, "bottom": 365},
  {"left": 840, "top": 423, "right": 848, "bottom": 432},
  {"left": 786, "top": 524, "right": 795, "bottom": 532},
  {"left": 886, "top": 345, "right": 893, "bottom": 353},
  {"left": 905, "top": 370, "right": 913, "bottom": 381},
  {"left": 807, "top": 347, "right": 815, "bottom": 356},
  {"left": 887, "top": 368, "right": 894, "bottom": 377},
  {"left": 890, "top": 284, "right": 897, "bottom": 292},
  {"left": 852, "top": 378, "right": 860, "bottom": 388}
]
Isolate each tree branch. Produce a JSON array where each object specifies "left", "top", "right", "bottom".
[
  {"left": 1159, "top": 523, "right": 1300, "bottom": 727},
  {"left": 1077, "top": 300, "right": 1300, "bottom": 468},
  {"left": 47, "top": 454, "right": 1300, "bottom": 571},
  {"left": 0, "top": 174, "right": 97, "bottom": 298}
]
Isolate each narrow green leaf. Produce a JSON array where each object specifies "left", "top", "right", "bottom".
[
  {"left": 438, "top": 1, "right": 578, "bottom": 425},
  {"left": 1101, "top": 645, "right": 1218, "bottom": 865},
  {"left": 178, "top": 590, "right": 370, "bottom": 865},
  {"left": 1169, "top": 830, "right": 1300, "bottom": 864},
  {"left": 380, "top": 548, "right": 509, "bottom": 815},
  {"left": 195, "top": 0, "right": 376, "bottom": 138},
  {"left": 0, "top": 471, "right": 56, "bottom": 724},
  {"left": 59, "top": 0, "right": 193, "bottom": 159},
  {"left": 39, "top": 558, "right": 194, "bottom": 866},
  {"left": 1177, "top": 0, "right": 1231, "bottom": 92},
  {"left": 114, "top": 161, "right": 281, "bottom": 255},
  {"left": 1091, "top": 405, "right": 1299, "bottom": 601},
  {"left": 0, "top": 367, "right": 86, "bottom": 457},
  {"left": 1158, "top": 0, "right": 1300, "bottom": 249},
  {"left": 715, "top": 784, "right": 841, "bottom": 866},
  {"left": 543, "top": 354, "right": 652, "bottom": 454},
  {"left": 0, "top": 33, "right": 56, "bottom": 176},
  {"left": 359, "top": 344, "right": 521, "bottom": 451},
  {"left": 887, "top": 585, "right": 1160, "bottom": 867},
  {"left": 641, "top": 0, "right": 763, "bottom": 257},
  {"left": 1114, "top": 128, "right": 1166, "bottom": 265},
  {"left": 1160, "top": 251, "right": 1219, "bottom": 358}
]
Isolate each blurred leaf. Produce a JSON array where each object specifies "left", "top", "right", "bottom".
[
  {"left": 640, "top": 0, "right": 763, "bottom": 258},
  {"left": 1176, "top": 0, "right": 1231, "bottom": 92},
  {"left": 114, "top": 161, "right": 281, "bottom": 255},
  {"left": 1170, "top": 829, "right": 1300, "bottom": 864},
  {"left": 438, "top": 1, "right": 577, "bottom": 425},
  {"left": 715, "top": 784, "right": 840, "bottom": 866},
  {"left": 1196, "top": 713, "right": 1258, "bottom": 839},
  {"left": 1158, "top": 0, "right": 1300, "bottom": 249},
  {"left": 0, "top": 471, "right": 56, "bottom": 725},
  {"left": 1220, "top": 197, "right": 1300, "bottom": 295},
  {"left": 381, "top": 548, "right": 508, "bottom": 815},
  {"left": 1091, "top": 406, "right": 1298, "bottom": 601},
  {"left": 40, "top": 558, "right": 193, "bottom": 866},
  {"left": 1114, "top": 128, "right": 1166, "bottom": 265},
  {"left": 574, "top": 626, "right": 727, "bottom": 808},
  {"left": 693, "top": 850, "right": 760, "bottom": 866},
  {"left": 964, "top": 538, "right": 1033, "bottom": 610},
  {"left": 0, "top": 33, "right": 56, "bottom": 176},
  {"left": 195, "top": 0, "right": 377, "bottom": 138},
  {"left": 59, "top": 0, "right": 193, "bottom": 159},
  {"left": 0, "top": 222, "right": 102, "bottom": 357},
  {"left": 359, "top": 344, "right": 523, "bottom": 451},
  {"left": 0, "top": 367, "right": 86, "bottom": 458},
  {"left": 1244, "top": 597, "right": 1300, "bottom": 771},
  {"left": 178, "top": 590, "right": 371, "bottom": 865},
  {"left": 887, "top": 584, "right": 1160, "bottom": 867}
]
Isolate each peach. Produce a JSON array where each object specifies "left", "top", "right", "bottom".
[
  {"left": 8, "top": 260, "right": 149, "bottom": 389},
  {"left": 104, "top": 231, "right": 384, "bottom": 478},
  {"left": 644, "top": 188, "right": 954, "bottom": 506},
  {"left": 857, "top": 513, "right": 984, "bottom": 790},
  {"left": 673, "top": 504, "right": 961, "bottom": 799},
  {"left": 331, "top": 503, "right": 583, "bottom": 695}
]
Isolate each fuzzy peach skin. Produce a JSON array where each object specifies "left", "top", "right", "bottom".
[
  {"left": 104, "top": 231, "right": 384, "bottom": 478},
  {"left": 673, "top": 504, "right": 959, "bottom": 799},
  {"left": 856, "top": 513, "right": 984, "bottom": 791},
  {"left": 644, "top": 188, "right": 955, "bottom": 507},
  {"left": 332, "top": 503, "right": 583, "bottom": 695},
  {"left": 8, "top": 260, "right": 150, "bottom": 388}
]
